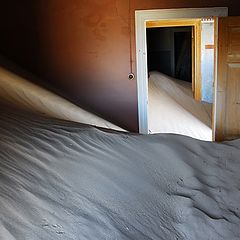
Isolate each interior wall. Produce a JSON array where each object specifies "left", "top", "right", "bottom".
[
  {"left": 201, "top": 21, "right": 215, "bottom": 103},
  {"left": 0, "top": 0, "right": 239, "bottom": 132}
]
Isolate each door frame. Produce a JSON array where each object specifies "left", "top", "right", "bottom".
[
  {"left": 135, "top": 7, "right": 228, "bottom": 135},
  {"left": 146, "top": 19, "right": 201, "bottom": 98}
]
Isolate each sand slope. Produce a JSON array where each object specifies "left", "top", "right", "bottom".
[
  {"left": 149, "top": 72, "right": 212, "bottom": 141},
  {"left": 0, "top": 108, "right": 240, "bottom": 239},
  {"left": 0, "top": 67, "right": 124, "bottom": 131}
]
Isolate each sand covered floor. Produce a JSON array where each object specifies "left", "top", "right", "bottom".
[
  {"left": 0, "top": 108, "right": 240, "bottom": 240},
  {"left": 148, "top": 72, "right": 212, "bottom": 141}
]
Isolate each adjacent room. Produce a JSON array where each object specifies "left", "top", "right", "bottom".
[{"left": 146, "top": 20, "right": 214, "bottom": 141}]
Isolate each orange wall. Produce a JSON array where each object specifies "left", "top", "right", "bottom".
[{"left": 0, "top": 0, "right": 239, "bottom": 131}]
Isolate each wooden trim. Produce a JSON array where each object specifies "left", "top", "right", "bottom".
[
  {"left": 215, "top": 17, "right": 227, "bottom": 141},
  {"left": 146, "top": 18, "right": 202, "bottom": 101},
  {"left": 195, "top": 20, "right": 202, "bottom": 101},
  {"left": 147, "top": 19, "right": 200, "bottom": 28}
]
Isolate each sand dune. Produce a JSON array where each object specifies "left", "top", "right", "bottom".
[
  {"left": 149, "top": 72, "right": 212, "bottom": 141},
  {"left": 0, "top": 108, "right": 240, "bottom": 239},
  {"left": 0, "top": 67, "right": 124, "bottom": 131}
]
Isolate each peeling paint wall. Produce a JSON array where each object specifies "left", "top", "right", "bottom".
[{"left": 0, "top": 0, "right": 239, "bottom": 131}]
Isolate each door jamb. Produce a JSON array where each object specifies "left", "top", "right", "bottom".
[
  {"left": 135, "top": 7, "right": 228, "bottom": 134},
  {"left": 146, "top": 19, "right": 201, "bottom": 99}
]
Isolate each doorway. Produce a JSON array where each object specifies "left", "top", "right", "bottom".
[
  {"left": 146, "top": 22, "right": 214, "bottom": 141},
  {"left": 135, "top": 7, "right": 228, "bottom": 140}
]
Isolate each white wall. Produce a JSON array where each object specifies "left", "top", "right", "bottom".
[{"left": 201, "top": 21, "right": 215, "bottom": 103}]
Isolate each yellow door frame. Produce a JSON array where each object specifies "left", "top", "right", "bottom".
[{"left": 146, "top": 19, "right": 202, "bottom": 101}]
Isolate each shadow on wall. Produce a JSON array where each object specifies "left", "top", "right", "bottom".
[
  {"left": 0, "top": 55, "right": 70, "bottom": 102},
  {"left": 0, "top": 2, "right": 45, "bottom": 78},
  {"left": 0, "top": 1, "right": 138, "bottom": 132},
  {"left": 0, "top": 2, "right": 67, "bottom": 106},
  {"left": 0, "top": 55, "right": 123, "bottom": 130},
  {"left": 0, "top": 2, "right": 83, "bottom": 105},
  {"left": 0, "top": 62, "right": 125, "bottom": 131}
]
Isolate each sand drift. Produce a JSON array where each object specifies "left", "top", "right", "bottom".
[
  {"left": 0, "top": 67, "right": 124, "bottom": 131},
  {"left": 0, "top": 108, "right": 240, "bottom": 239},
  {"left": 148, "top": 72, "right": 212, "bottom": 141}
]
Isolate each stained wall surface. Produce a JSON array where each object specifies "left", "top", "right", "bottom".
[{"left": 0, "top": 0, "right": 239, "bottom": 131}]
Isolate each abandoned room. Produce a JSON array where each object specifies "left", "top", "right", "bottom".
[{"left": 0, "top": 1, "right": 240, "bottom": 239}]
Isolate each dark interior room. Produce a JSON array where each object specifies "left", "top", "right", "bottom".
[{"left": 147, "top": 26, "right": 192, "bottom": 83}]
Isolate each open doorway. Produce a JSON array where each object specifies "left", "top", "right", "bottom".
[
  {"left": 135, "top": 7, "right": 228, "bottom": 140},
  {"left": 146, "top": 21, "right": 214, "bottom": 141}
]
